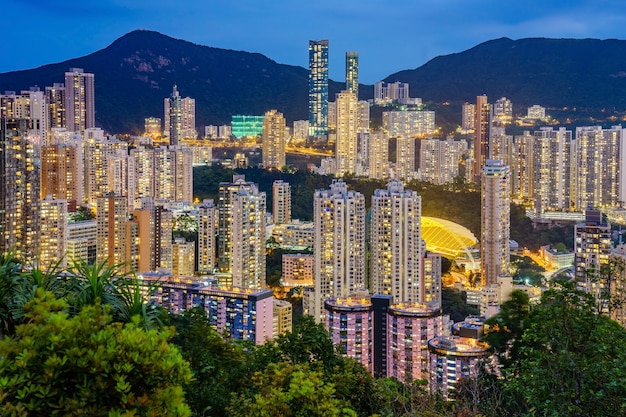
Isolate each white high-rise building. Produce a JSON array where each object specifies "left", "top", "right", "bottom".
[
  {"left": 461, "top": 103, "right": 476, "bottom": 132},
  {"left": 262, "top": 109, "right": 286, "bottom": 170},
  {"left": 164, "top": 85, "right": 196, "bottom": 144},
  {"left": 480, "top": 160, "right": 511, "bottom": 286},
  {"left": 313, "top": 180, "right": 366, "bottom": 322},
  {"left": 232, "top": 187, "right": 266, "bottom": 290},
  {"left": 218, "top": 175, "right": 260, "bottom": 273},
  {"left": 367, "top": 131, "right": 389, "bottom": 180},
  {"left": 197, "top": 199, "right": 216, "bottom": 274},
  {"left": 383, "top": 110, "right": 435, "bottom": 137},
  {"left": 370, "top": 180, "right": 423, "bottom": 303},
  {"left": 39, "top": 196, "right": 68, "bottom": 268},
  {"left": 292, "top": 120, "right": 309, "bottom": 141},
  {"left": 419, "top": 138, "right": 467, "bottom": 185},
  {"left": 531, "top": 127, "right": 574, "bottom": 213},
  {"left": 272, "top": 180, "right": 291, "bottom": 225},
  {"left": 493, "top": 97, "right": 513, "bottom": 124},
  {"left": 334, "top": 91, "right": 359, "bottom": 177},
  {"left": 574, "top": 125, "right": 626, "bottom": 210},
  {"left": 396, "top": 135, "right": 415, "bottom": 181},
  {"left": 64, "top": 68, "right": 95, "bottom": 133}
]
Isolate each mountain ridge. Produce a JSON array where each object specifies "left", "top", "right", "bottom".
[{"left": 2, "top": 31, "right": 626, "bottom": 133}]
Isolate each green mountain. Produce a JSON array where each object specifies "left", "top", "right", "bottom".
[
  {"left": 386, "top": 37, "right": 626, "bottom": 111},
  {"left": 0, "top": 30, "right": 369, "bottom": 134}
]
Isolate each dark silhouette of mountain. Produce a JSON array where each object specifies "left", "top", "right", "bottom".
[
  {"left": 385, "top": 37, "right": 626, "bottom": 111},
  {"left": 3, "top": 33, "right": 626, "bottom": 133},
  {"left": 0, "top": 30, "right": 370, "bottom": 134}
]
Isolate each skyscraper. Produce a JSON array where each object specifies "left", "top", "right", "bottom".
[
  {"left": 272, "top": 180, "right": 291, "bottom": 225},
  {"left": 197, "top": 199, "right": 216, "bottom": 274},
  {"left": 262, "top": 109, "right": 286, "bottom": 169},
  {"left": 334, "top": 90, "right": 359, "bottom": 176},
  {"left": 474, "top": 95, "right": 491, "bottom": 178},
  {"left": 396, "top": 135, "right": 415, "bottom": 180},
  {"left": 480, "top": 160, "right": 510, "bottom": 286},
  {"left": 345, "top": 51, "right": 359, "bottom": 99},
  {"left": 368, "top": 131, "right": 389, "bottom": 179},
  {"left": 39, "top": 196, "right": 68, "bottom": 267},
  {"left": 41, "top": 144, "right": 81, "bottom": 203},
  {"left": 574, "top": 209, "right": 611, "bottom": 300},
  {"left": 313, "top": 180, "right": 366, "bottom": 322},
  {"left": 96, "top": 193, "right": 128, "bottom": 266},
  {"left": 370, "top": 180, "right": 423, "bottom": 303},
  {"left": 231, "top": 187, "right": 266, "bottom": 290},
  {"left": 164, "top": 85, "right": 196, "bottom": 145},
  {"left": 217, "top": 175, "right": 262, "bottom": 273},
  {"left": 64, "top": 68, "right": 95, "bottom": 133},
  {"left": 45, "top": 83, "right": 66, "bottom": 134},
  {"left": 308, "top": 40, "right": 329, "bottom": 138},
  {"left": 0, "top": 118, "right": 40, "bottom": 259},
  {"left": 574, "top": 125, "right": 626, "bottom": 210}
]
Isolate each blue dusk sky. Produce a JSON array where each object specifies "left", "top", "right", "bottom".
[{"left": 3, "top": 0, "right": 626, "bottom": 84}]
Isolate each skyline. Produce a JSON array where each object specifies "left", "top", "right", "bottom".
[{"left": 5, "top": 0, "right": 626, "bottom": 84}]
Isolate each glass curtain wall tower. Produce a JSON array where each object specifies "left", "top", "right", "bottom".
[{"left": 308, "top": 40, "right": 329, "bottom": 139}]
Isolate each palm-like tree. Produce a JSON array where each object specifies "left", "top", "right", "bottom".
[{"left": 66, "top": 258, "right": 165, "bottom": 329}]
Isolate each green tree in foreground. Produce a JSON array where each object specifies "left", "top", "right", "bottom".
[
  {"left": 228, "top": 363, "right": 357, "bottom": 417},
  {"left": 0, "top": 290, "right": 192, "bottom": 416},
  {"left": 475, "top": 282, "right": 626, "bottom": 416},
  {"left": 170, "top": 308, "right": 250, "bottom": 417}
]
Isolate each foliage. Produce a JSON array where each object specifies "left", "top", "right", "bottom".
[
  {"left": 68, "top": 206, "right": 95, "bottom": 223},
  {"left": 441, "top": 287, "right": 479, "bottom": 323},
  {"left": 478, "top": 281, "right": 626, "bottom": 416},
  {"left": 0, "top": 252, "right": 22, "bottom": 338},
  {"left": 228, "top": 363, "right": 357, "bottom": 417},
  {"left": 65, "top": 259, "right": 165, "bottom": 329},
  {"left": 483, "top": 290, "right": 530, "bottom": 366},
  {"left": 372, "top": 378, "right": 454, "bottom": 417},
  {"left": 169, "top": 307, "right": 251, "bottom": 417},
  {"left": 0, "top": 290, "right": 192, "bottom": 416}
]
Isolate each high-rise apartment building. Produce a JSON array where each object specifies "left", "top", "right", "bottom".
[
  {"left": 531, "top": 127, "right": 574, "bottom": 213},
  {"left": 480, "top": 160, "right": 511, "bottom": 286},
  {"left": 395, "top": 135, "right": 415, "bottom": 180},
  {"left": 172, "top": 238, "right": 195, "bottom": 277},
  {"left": 387, "top": 303, "right": 446, "bottom": 383},
  {"left": 368, "top": 131, "right": 389, "bottom": 180},
  {"left": 64, "top": 68, "right": 95, "bottom": 133},
  {"left": 0, "top": 118, "right": 40, "bottom": 259},
  {"left": 144, "top": 117, "right": 162, "bottom": 139},
  {"left": 574, "top": 209, "right": 611, "bottom": 298},
  {"left": 461, "top": 103, "right": 476, "bottom": 132},
  {"left": 574, "top": 126, "right": 626, "bottom": 210},
  {"left": 96, "top": 193, "right": 129, "bottom": 266},
  {"left": 345, "top": 52, "right": 359, "bottom": 98},
  {"left": 474, "top": 95, "right": 491, "bottom": 177},
  {"left": 419, "top": 138, "right": 467, "bottom": 185},
  {"left": 313, "top": 180, "right": 366, "bottom": 322},
  {"left": 217, "top": 176, "right": 262, "bottom": 273},
  {"left": 39, "top": 196, "right": 68, "bottom": 268},
  {"left": 335, "top": 90, "right": 359, "bottom": 176},
  {"left": 164, "top": 85, "right": 195, "bottom": 145},
  {"left": 493, "top": 97, "right": 513, "bottom": 124},
  {"left": 231, "top": 186, "right": 266, "bottom": 290},
  {"left": 41, "top": 144, "right": 81, "bottom": 203},
  {"left": 272, "top": 180, "right": 291, "bottom": 225},
  {"left": 45, "top": 83, "right": 66, "bottom": 135},
  {"left": 370, "top": 180, "right": 423, "bottom": 303},
  {"left": 308, "top": 40, "right": 329, "bottom": 138},
  {"left": 197, "top": 199, "right": 216, "bottom": 274},
  {"left": 374, "top": 82, "right": 410, "bottom": 104},
  {"left": 262, "top": 109, "right": 286, "bottom": 169},
  {"left": 382, "top": 110, "right": 435, "bottom": 137}
]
